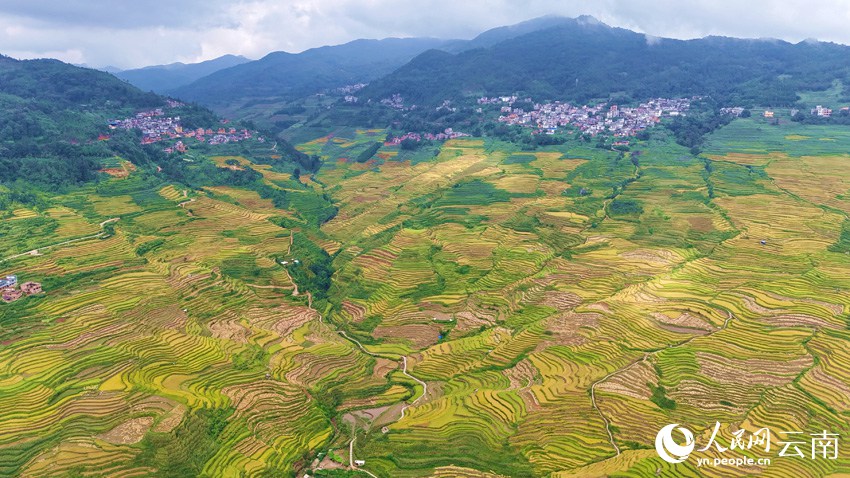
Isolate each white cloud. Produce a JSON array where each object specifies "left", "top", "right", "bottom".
[
  {"left": 643, "top": 34, "right": 663, "bottom": 46},
  {"left": 2, "top": 0, "right": 850, "bottom": 69}
]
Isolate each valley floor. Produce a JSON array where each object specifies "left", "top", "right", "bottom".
[{"left": 2, "top": 120, "right": 850, "bottom": 477}]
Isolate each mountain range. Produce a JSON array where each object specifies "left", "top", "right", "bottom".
[
  {"left": 104, "top": 15, "right": 850, "bottom": 117},
  {"left": 169, "top": 38, "right": 450, "bottom": 106},
  {"left": 359, "top": 16, "right": 850, "bottom": 106},
  {"left": 114, "top": 54, "right": 250, "bottom": 94},
  {"left": 149, "top": 16, "right": 588, "bottom": 108}
]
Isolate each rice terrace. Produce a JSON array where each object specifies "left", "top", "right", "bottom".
[
  {"left": 1, "top": 109, "right": 849, "bottom": 477},
  {"left": 5, "top": 5, "right": 850, "bottom": 478}
]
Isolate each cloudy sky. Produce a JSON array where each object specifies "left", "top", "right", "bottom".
[{"left": 2, "top": 0, "right": 850, "bottom": 69}]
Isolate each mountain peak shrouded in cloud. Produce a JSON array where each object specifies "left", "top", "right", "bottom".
[
  {"left": 74, "top": 63, "right": 123, "bottom": 73},
  {"left": 576, "top": 14, "right": 604, "bottom": 26},
  {"left": 3, "top": 1, "right": 850, "bottom": 69}
]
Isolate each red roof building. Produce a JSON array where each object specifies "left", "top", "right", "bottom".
[
  {"left": 20, "top": 282, "right": 42, "bottom": 295},
  {"left": 2, "top": 288, "right": 23, "bottom": 302}
]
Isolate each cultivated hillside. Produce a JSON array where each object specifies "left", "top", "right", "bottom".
[
  {"left": 5, "top": 15, "right": 850, "bottom": 478},
  {"left": 0, "top": 55, "right": 310, "bottom": 188}
]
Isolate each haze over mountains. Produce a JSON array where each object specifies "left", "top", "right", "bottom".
[
  {"left": 360, "top": 15, "right": 850, "bottom": 106},
  {"left": 115, "top": 16, "right": 593, "bottom": 108},
  {"left": 167, "top": 38, "right": 451, "bottom": 106},
  {"left": 114, "top": 54, "right": 250, "bottom": 94},
  {"left": 109, "top": 15, "right": 850, "bottom": 115}
]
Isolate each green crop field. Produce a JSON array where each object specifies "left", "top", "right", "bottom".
[
  {"left": 3, "top": 117, "right": 850, "bottom": 477},
  {"left": 704, "top": 116, "right": 850, "bottom": 156}
]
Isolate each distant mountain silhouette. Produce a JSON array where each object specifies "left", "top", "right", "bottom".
[
  {"left": 170, "top": 38, "right": 450, "bottom": 106},
  {"left": 360, "top": 16, "right": 850, "bottom": 106},
  {"left": 116, "top": 55, "right": 250, "bottom": 93}
]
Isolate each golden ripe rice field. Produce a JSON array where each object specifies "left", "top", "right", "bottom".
[{"left": 2, "top": 127, "right": 850, "bottom": 477}]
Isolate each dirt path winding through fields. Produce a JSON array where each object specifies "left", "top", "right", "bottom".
[
  {"left": 590, "top": 311, "right": 734, "bottom": 455},
  {"left": 282, "top": 223, "right": 429, "bottom": 476},
  {"left": 347, "top": 436, "right": 378, "bottom": 478},
  {"left": 1, "top": 217, "right": 120, "bottom": 263},
  {"left": 178, "top": 197, "right": 195, "bottom": 208},
  {"left": 333, "top": 330, "right": 427, "bottom": 475},
  {"left": 285, "top": 270, "right": 299, "bottom": 296},
  {"left": 399, "top": 356, "right": 428, "bottom": 420},
  {"left": 279, "top": 234, "right": 301, "bottom": 296},
  {"left": 291, "top": 241, "right": 427, "bottom": 477}
]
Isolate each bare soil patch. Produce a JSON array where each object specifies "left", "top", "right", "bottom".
[
  {"left": 153, "top": 405, "right": 186, "bottom": 433},
  {"left": 97, "top": 417, "right": 154, "bottom": 445}
]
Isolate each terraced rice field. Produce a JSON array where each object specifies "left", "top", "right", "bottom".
[
  {"left": 0, "top": 171, "right": 382, "bottom": 477},
  {"left": 310, "top": 132, "right": 850, "bottom": 477},
  {"left": 3, "top": 123, "right": 850, "bottom": 477}
]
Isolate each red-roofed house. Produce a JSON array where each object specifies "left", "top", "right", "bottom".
[
  {"left": 21, "top": 282, "right": 42, "bottom": 295},
  {"left": 2, "top": 288, "right": 23, "bottom": 302}
]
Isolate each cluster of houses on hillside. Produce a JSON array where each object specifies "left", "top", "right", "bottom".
[
  {"left": 720, "top": 107, "right": 746, "bottom": 116},
  {"left": 108, "top": 107, "right": 259, "bottom": 153},
  {"left": 496, "top": 97, "right": 693, "bottom": 137},
  {"left": 436, "top": 100, "right": 458, "bottom": 113},
  {"left": 109, "top": 109, "right": 179, "bottom": 143},
  {"left": 1, "top": 275, "right": 42, "bottom": 303},
  {"left": 478, "top": 96, "right": 520, "bottom": 105},
  {"left": 762, "top": 105, "right": 845, "bottom": 118},
  {"left": 380, "top": 94, "right": 409, "bottom": 110},
  {"left": 335, "top": 83, "right": 367, "bottom": 95},
  {"left": 725, "top": 105, "right": 850, "bottom": 119},
  {"left": 812, "top": 105, "right": 838, "bottom": 117},
  {"left": 164, "top": 141, "right": 187, "bottom": 154},
  {"left": 385, "top": 128, "right": 470, "bottom": 146},
  {"left": 336, "top": 83, "right": 367, "bottom": 103}
]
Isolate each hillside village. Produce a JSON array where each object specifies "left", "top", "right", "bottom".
[
  {"left": 494, "top": 97, "right": 693, "bottom": 137},
  {"left": 108, "top": 103, "right": 261, "bottom": 153},
  {"left": 384, "top": 128, "right": 471, "bottom": 145}
]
